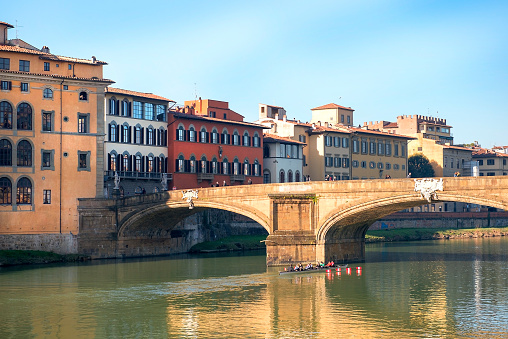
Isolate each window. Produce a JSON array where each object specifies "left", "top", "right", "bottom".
[
  {"left": 394, "top": 164, "right": 400, "bottom": 170},
  {"left": 1, "top": 80, "right": 11, "bottom": 90},
  {"left": 233, "top": 132, "right": 240, "bottom": 145},
  {"left": 299, "top": 135, "right": 306, "bottom": 143},
  {"left": 211, "top": 130, "right": 219, "bottom": 144},
  {"left": 211, "top": 158, "right": 218, "bottom": 174},
  {"left": 377, "top": 142, "right": 384, "bottom": 155},
  {"left": 287, "top": 170, "right": 293, "bottom": 182},
  {"left": 124, "top": 154, "right": 130, "bottom": 171},
  {"left": 21, "top": 83, "right": 28, "bottom": 92},
  {"left": 342, "top": 158, "right": 350, "bottom": 168},
  {"left": 133, "top": 101, "right": 142, "bottom": 119},
  {"left": 353, "top": 139, "right": 359, "bottom": 153},
  {"left": 109, "top": 153, "right": 117, "bottom": 171},
  {"left": 17, "top": 103, "right": 32, "bottom": 130},
  {"left": 221, "top": 130, "right": 230, "bottom": 144},
  {"left": 222, "top": 159, "right": 229, "bottom": 174},
  {"left": 361, "top": 140, "right": 367, "bottom": 154},
  {"left": 386, "top": 163, "right": 391, "bottom": 170},
  {"left": 369, "top": 161, "right": 376, "bottom": 169},
  {"left": 394, "top": 144, "right": 399, "bottom": 156},
  {"left": 134, "top": 126, "right": 141, "bottom": 143},
  {"left": 189, "top": 127, "right": 196, "bottom": 142},
  {"left": 325, "top": 156, "right": 333, "bottom": 167},
  {"left": 17, "top": 140, "right": 32, "bottom": 167},
  {"left": 370, "top": 141, "right": 376, "bottom": 154},
  {"left": 334, "top": 157, "right": 341, "bottom": 168},
  {"left": 347, "top": 116, "right": 351, "bottom": 125},
  {"left": 342, "top": 137, "right": 349, "bottom": 148},
  {"left": 263, "top": 170, "right": 271, "bottom": 184},
  {"left": 487, "top": 159, "right": 495, "bottom": 165},
  {"left": 341, "top": 115, "right": 344, "bottom": 123},
  {"left": 243, "top": 133, "right": 250, "bottom": 146},
  {"left": 147, "top": 128, "right": 154, "bottom": 145},
  {"left": 63, "top": 85, "right": 68, "bottom": 90},
  {"left": 478, "top": 160, "right": 484, "bottom": 166},
  {"left": 0, "top": 58, "right": 9, "bottom": 70},
  {"left": 16, "top": 177, "right": 32, "bottom": 204},
  {"left": 78, "top": 114, "right": 88, "bottom": 133},
  {"left": 41, "top": 150, "right": 54, "bottom": 170},
  {"left": 68, "top": 64, "right": 72, "bottom": 70},
  {"left": 189, "top": 156, "right": 196, "bottom": 173},
  {"left": 253, "top": 134, "right": 260, "bottom": 147},
  {"left": 279, "top": 170, "right": 285, "bottom": 183},
  {"left": 232, "top": 160, "right": 240, "bottom": 175},
  {"left": 334, "top": 137, "right": 340, "bottom": 147},
  {"left": 177, "top": 126, "right": 185, "bottom": 141},
  {"left": 0, "top": 177, "right": 12, "bottom": 204},
  {"left": 401, "top": 144, "right": 406, "bottom": 157},
  {"left": 122, "top": 125, "right": 130, "bottom": 143},
  {"left": 156, "top": 105, "right": 166, "bottom": 121},
  {"left": 0, "top": 139, "right": 12, "bottom": 166},
  {"left": 385, "top": 143, "right": 392, "bottom": 156},
  {"left": 43, "top": 88, "right": 53, "bottom": 99},
  {"left": 43, "top": 190, "right": 51, "bottom": 204},
  {"left": 144, "top": 103, "right": 154, "bottom": 120},
  {"left": 135, "top": 155, "right": 142, "bottom": 172},
  {"left": 79, "top": 91, "right": 88, "bottom": 101},
  {"left": 109, "top": 124, "right": 117, "bottom": 142},
  {"left": 19, "top": 60, "right": 30, "bottom": 72},
  {"left": 0, "top": 101, "right": 12, "bottom": 129},
  {"left": 352, "top": 160, "right": 359, "bottom": 168},
  {"left": 487, "top": 172, "right": 495, "bottom": 176},
  {"left": 361, "top": 161, "right": 366, "bottom": 168},
  {"left": 78, "top": 151, "right": 90, "bottom": 171},
  {"left": 243, "top": 160, "right": 250, "bottom": 176},
  {"left": 200, "top": 128, "right": 207, "bottom": 143},
  {"left": 41, "top": 111, "right": 52, "bottom": 132},
  {"left": 44, "top": 62, "right": 50, "bottom": 71},
  {"left": 325, "top": 136, "right": 332, "bottom": 147}
]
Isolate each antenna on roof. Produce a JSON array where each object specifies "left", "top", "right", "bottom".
[
  {"left": 15, "top": 20, "right": 23, "bottom": 40},
  {"left": 194, "top": 82, "right": 197, "bottom": 101}
]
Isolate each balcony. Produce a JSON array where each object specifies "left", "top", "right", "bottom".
[
  {"left": 197, "top": 172, "right": 214, "bottom": 183},
  {"left": 104, "top": 170, "right": 172, "bottom": 181},
  {"left": 230, "top": 174, "right": 245, "bottom": 182}
]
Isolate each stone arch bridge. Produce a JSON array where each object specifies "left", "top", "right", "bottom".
[{"left": 78, "top": 176, "right": 508, "bottom": 266}]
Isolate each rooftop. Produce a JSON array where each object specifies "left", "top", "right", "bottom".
[
  {"left": 0, "top": 44, "right": 107, "bottom": 65},
  {"left": 0, "top": 68, "right": 113, "bottom": 83},
  {"left": 311, "top": 103, "right": 354, "bottom": 111},
  {"left": 263, "top": 134, "right": 306, "bottom": 145},
  {"left": 106, "top": 87, "right": 174, "bottom": 102}
]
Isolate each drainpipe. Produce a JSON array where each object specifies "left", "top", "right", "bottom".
[{"left": 59, "top": 79, "right": 64, "bottom": 233}]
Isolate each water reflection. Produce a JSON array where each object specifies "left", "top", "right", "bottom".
[{"left": 0, "top": 239, "right": 507, "bottom": 338}]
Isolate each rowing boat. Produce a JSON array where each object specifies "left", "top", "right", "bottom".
[{"left": 279, "top": 264, "right": 348, "bottom": 275}]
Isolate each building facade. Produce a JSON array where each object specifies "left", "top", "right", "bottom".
[
  {"left": 0, "top": 21, "right": 112, "bottom": 234},
  {"left": 262, "top": 134, "right": 305, "bottom": 183},
  {"left": 104, "top": 87, "right": 174, "bottom": 197},
  {"left": 167, "top": 99, "right": 264, "bottom": 189},
  {"left": 473, "top": 148, "right": 508, "bottom": 177}
]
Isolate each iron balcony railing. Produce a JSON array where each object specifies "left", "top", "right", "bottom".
[{"left": 104, "top": 170, "right": 173, "bottom": 181}]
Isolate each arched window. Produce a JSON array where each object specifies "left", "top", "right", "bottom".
[
  {"left": 243, "top": 159, "right": 250, "bottom": 175},
  {"left": 122, "top": 100, "right": 130, "bottom": 117},
  {"left": 159, "top": 156, "right": 165, "bottom": 173},
  {"left": 211, "top": 128, "right": 219, "bottom": 144},
  {"left": 279, "top": 170, "right": 285, "bottom": 183},
  {"left": 109, "top": 123, "right": 117, "bottom": 142},
  {"left": 0, "top": 101, "right": 13, "bottom": 129},
  {"left": 253, "top": 133, "right": 260, "bottom": 147},
  {"left": 79, "top": 91, "right": 88, "bottom": 101},
  {"left": 0, "top": 177, "right": 12, "bottom": 204},
  {"left": 0, "top": 139, "right": 12, "bottom": 166},
  {"left": 176, "top": 155, "right": 185, "bottom": 172},
  {"left": 295, "top": 171, "right": 301, "bottom": 182},
  {"left": 122, "top": 154, "right": 129, "bottom": 171},
  {"left": 189, "top": 155, "right": 196, "bottom": 173},
  {"left": 253, "top": 159, "right": 260, "bottom": 176},
  {"left": 200, "top": 155, "right": 207, "bottom": 173},
  {"left": 109, "top": 152, "right": 117, "bottom": 171},
  {"left": 43, "top": 88, "right": 53, "bottom": 99},
  {"left": 189, "top": 126, "right": 196, "bottom": 142},
  {"left": 233, "top": 158, "right": 240, "bottom": 175},
  {"left": 176, "top": 125, "right": 185, "bottom": 141},
  {"left": 221, "top": 129, "right": 230, "bottom": 145},
  {"left": 147, "top": 156, "right": 154, "bottom": 172},
  {"left": 222, "top": 158, "right": 229, "bottom": 175},
  {"left": 211, "top": 157, "right": 218, "bottom": 174},
  {"left": 17, "top": 140, "right": 32, "bottom": 167},
  {"left": 288, "top": 170, "right": 293, "bottom": 183},
  {"left": 16, "top": 177, "right": 32, "bottom": 204},
  {"left": 243, "top": 132, "right": 250, "bottom": 146},
  {"left": 135, "top": 155, "right": 142, "bottom": 172},
  {"left": 17, "top": 103, "right": 32, "bottom": 130},
  {"left": 232, "top": 131, "right": 240, "bottom": 146}
]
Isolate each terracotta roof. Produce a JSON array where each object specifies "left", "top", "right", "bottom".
[
  {"left": 260, "top": 103, "right": 285, "bottom": 109},
  {"left": 311, "top": 103, "right": 354, "bottom": 111},
  {"left": 0, "top": 68, "right": 114, "bottom": 83},
  {"left": 263, "top": 133, "right": 306, "bottom": 145},
  {"left": 106, "top": 87, "right": 174, "bottom": 102},
  {"left": 384, "top": 122, "right": 398, "bottom": 128},
  {"left": 443, "top": 145, "right": 474, "bottom": 152},
  {"left": 0, "top": 44, "right": 107, "bottom": 65},
  {"left": 171, "top": 112, "right": 265, "bottom": 129},
  {"left": 348, "top": 126, "right": 415, "bottom": 139},
  {"left": 0, "top": 21, "right": 14, "bottom": 28},
  {"left": 473, "top": 148, "right": 508, "bottom": 158}
]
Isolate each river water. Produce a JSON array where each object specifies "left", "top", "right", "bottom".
[{"left": 1, "top": 237, "right": 508, "bottom": 338}]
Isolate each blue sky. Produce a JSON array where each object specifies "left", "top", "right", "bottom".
[{"left": 4, "top": 0, "right": 507, "bottom": 147}]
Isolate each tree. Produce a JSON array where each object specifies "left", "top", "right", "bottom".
[{"left": 408, "top": 154, "right": 435, "bottom": 178}]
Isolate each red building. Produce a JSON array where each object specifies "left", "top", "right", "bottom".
[{"left": 167, "top": 99, "right": 264, "bottom": 189}]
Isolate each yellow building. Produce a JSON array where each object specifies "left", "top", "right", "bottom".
[{"left": 0, "top": 21, "right": 113, "bottom": 235}]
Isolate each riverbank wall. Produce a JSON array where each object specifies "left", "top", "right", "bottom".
[
  {"left": 370, "top": 211, "right": 508, "bottom": 230},
  {"left": 0, "top": 233, "right": 77, "bottom": 254}
]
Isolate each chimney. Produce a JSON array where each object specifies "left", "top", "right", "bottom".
[
  {"left": 41, "top": 46, "right": 50, "bottom": 53},
  {"left": 91, "top": 56, "right": 96, "bottom": 63}
]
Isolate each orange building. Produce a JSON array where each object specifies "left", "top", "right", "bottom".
[
  {"left": 0, "top": 21, "right": 113, "bottom": 236},
  {"left": 167, "top": 99, "right": 264, "bottom": 189}
]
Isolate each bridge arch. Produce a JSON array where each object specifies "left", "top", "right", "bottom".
[
  {"left": 118, "top": 200, "right": 271, "bottom": 239},
  {"left": 317, "top": 193, "right": 508, "bottom": 243}
]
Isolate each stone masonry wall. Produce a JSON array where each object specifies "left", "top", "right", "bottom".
[{"left": 0, "top": 234, "right": 78, "bottom": 254}]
